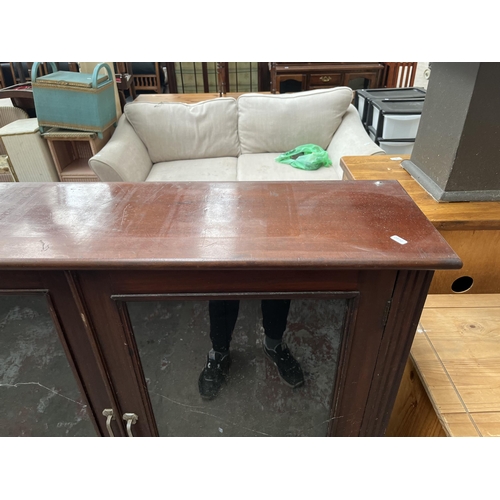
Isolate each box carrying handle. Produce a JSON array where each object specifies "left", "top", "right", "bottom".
[
  {"left": 92, "top": 63, "right": 113, "bottom": 89},
  {"left": 31, "top": 62, "right": 58, "bottom": 83},
  {"left": 381, "top": 98, "right": 426, "bottom": 103}
]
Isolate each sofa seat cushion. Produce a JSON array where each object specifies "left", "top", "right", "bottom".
[
  {"left": 237, "top": 153, "right": 343, "bottom": 181},
  {"left": 237, "top": 88, "right": 353, "bottom": 155},
  {"left": 124, "top": 98, "right": 240, "bottom": 163},
  {"left": 146, "top": 157, "right": 238, "bottom": 182}
]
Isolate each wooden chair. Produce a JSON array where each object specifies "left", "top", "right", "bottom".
[
  {"left": 131, "top": 62, "right": 163, "bottom": 93},
  {"left": 382, "top": 63, "right": 418, "bottom": 88},
  {"left": 9, "top": 63, "right": 31, "bottom": 83},
  {"left": 114, "top": 62, "right": 137, "bottom": 110},
  {"left": 0, "top": 63, "right": 11, "bottom": 88},
  {"left": 44, "top": 62, "right": 79, "bottom": 73},
  {"left": 9, "top": 62, "right": 79, "bottom": 84}
]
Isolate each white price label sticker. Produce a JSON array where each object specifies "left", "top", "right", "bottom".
[{"left": 391, "top": 235, "right": 408, "bottom": 245}]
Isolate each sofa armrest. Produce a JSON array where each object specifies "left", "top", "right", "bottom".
[
  {"left": 89, "top": 114, "right": 153, "bottom": 182},
  {"left": 327, "top": 104, "right": 384, "bottom": 179}
]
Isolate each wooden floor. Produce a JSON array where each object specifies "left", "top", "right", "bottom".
[{"left": 390, "top": 294, "right": 500, "bottom": 437}]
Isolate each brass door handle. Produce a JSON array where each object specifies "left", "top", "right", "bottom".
[
  {"left": 123, "top": 413, "right": 139, "bottom": 437},
  {"left": 319, "top": 76, "right": 332, "bottom": 82}
]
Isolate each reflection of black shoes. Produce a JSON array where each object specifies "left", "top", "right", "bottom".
[
  {"left": 263, "top": 342, "right": 305, "bottom": 388},
  {"left": 198, "top": 350, "right": 231, "bottom": 400}
]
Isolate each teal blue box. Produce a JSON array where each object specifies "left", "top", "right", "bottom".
[{"left": 32, "top": 62, "right": 117, "bottom": 138}]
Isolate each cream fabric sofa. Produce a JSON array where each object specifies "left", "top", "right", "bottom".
[{"left": 89, "top": 87, "right": 384, "bottom": 183}]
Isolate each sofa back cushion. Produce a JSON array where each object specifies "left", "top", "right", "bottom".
[
  {"left": 124, "top": 98, "right": 240, "bottom": 163},
  {"left": 237, "top": 87, "right": 353, "bottom": 154}
]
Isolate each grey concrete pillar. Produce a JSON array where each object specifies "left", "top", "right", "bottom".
[{"left": 402, "top": 63, "right": 500, "bottom": 201}]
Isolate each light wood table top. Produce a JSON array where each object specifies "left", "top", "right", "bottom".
[
  {"left": 414, "top": 294, "right": 500, "bottom": 436},
  {"left": 340, "top": 155, "right": 500, "bottom": 231},
  {"left": 135, "top": 92, "right": 265, "bottom": 104}
]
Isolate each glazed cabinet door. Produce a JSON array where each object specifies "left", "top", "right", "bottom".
[
  {"left": 70, "top": 267, "right": 432, "bottom": 437},
  {"left": 343, "top": 71, "right": 381, "bottom": 90},
  {"left": 0, "top": 271, "right": 124, "bottom": 437}
]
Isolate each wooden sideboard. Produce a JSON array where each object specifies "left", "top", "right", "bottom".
[
  {"left": 0, "top": 181, "right": 460, "bottom": 436},
  {"left": 270, "top": 63, "right": 385, "bottom": 94},
  {"left": 340, "top": 155, "right": 500, "bottom": 294}
]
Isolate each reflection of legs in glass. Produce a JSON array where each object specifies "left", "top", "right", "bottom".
[
  {"left": 198, "top": 300, "right": 238, "bottom": 400},
  {"left": 198, "top": 349, "right": 232, "bottom": 400},
  {"left": 198, "top": 299, "right": 304, "bottom": 400},
  {"left": 262, "top": 299, "right": 304, "bottom": 388}
]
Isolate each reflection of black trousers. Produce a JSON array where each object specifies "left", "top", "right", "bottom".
[{"left": 209, "top": 300, "right": 291, "bottom": 352}]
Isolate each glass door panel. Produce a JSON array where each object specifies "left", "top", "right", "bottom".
[
  {"left": 0, "top": 294, "right": 95, "bottom": 436},
  {"left": 126, "top": 298, "right": 347, "bottom": 436},
  {"left": 346, "top": 74, "right": 377, "bottom": 90}
]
